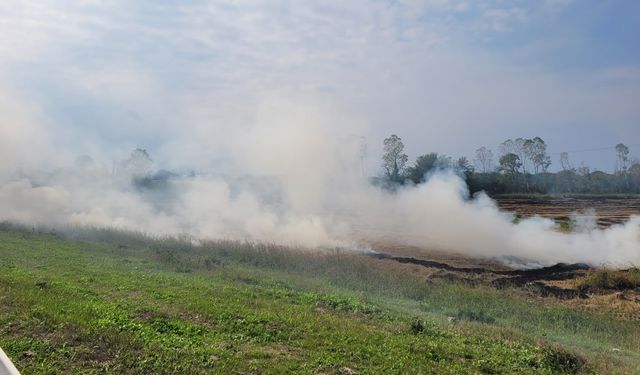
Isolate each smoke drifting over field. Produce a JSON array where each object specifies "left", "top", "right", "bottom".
[{"left": 1, "top": 93, "right": 639, "bottom": 268}]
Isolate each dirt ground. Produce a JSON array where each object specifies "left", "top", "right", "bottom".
[{"left": 494, "top": 196, "right": 640, "bottom": 228}]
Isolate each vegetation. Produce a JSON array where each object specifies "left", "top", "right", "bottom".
[
  {"left": 378, "top": 136, "right": 640, "bottom": 195},
  {"left": 578, "top": 268, "right": 640, "bottom": 291},
  {"left": 381, "top": 134, "right": 409, "bottom": 185},
  {"left": 1, "top": 224, "right": 639, "bottom": 373}
]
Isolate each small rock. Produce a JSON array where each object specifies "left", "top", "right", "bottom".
[
  {"left": 339, "top": 367, "right": 358, "bottom": 375},
  {"left": 23, "top": 350, "right": 36, "bottom": 358}
]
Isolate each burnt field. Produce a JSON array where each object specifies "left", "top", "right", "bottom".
[
  {"left": 365, "top": 241, "right": 640, "bottom": 323},
  {"left": 361, "top": 195, "right": 640, "bottom": 320},
  {"left": 494, "top": 195, "right": 640, "bottom": 228}
]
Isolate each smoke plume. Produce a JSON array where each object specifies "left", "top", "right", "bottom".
[{"left": 0, "top": 92, "right": 638, "bottom": 268}]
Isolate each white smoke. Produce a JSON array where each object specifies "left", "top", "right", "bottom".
[{"left": 0, "top": 92, "right": 638, "bottom": 268}]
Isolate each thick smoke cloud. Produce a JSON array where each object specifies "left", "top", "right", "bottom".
[{"left": 0, "top": 92, "right": 638, "bottom": 268}]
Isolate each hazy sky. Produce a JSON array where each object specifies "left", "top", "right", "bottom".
[{"left": 1, "top": 0, "right": 639, "bottom": 172}]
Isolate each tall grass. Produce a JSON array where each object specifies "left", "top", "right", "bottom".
[
  {"left": 48, "top": 225, "right": 640, "bottom": 354},
  {"left": 4, "top": 223, "right": 639, "bottom": 368}
]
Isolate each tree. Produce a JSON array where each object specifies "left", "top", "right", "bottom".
[
  {"left": 514, "top": 138, "right": 528, "bottom": 173},
  {"left": 382, "top": 135, "right": 408, "bottom": 183},
  {"left": 456, "top": 157, "right": 474, "bottom": 181},
  {"left": 499, "top": 153, "right": 521, "bottom": 177},
  {"left": 525, "top": 137, "right": 551, "bottom": 173},
  {"left": 615, "top": 143, "right": 630, "bottom": 173},
  {"left": 500, "top": 138, "right": 527, "bottom": 173},
  {"left": 556, "top": 170, "right": 577, "bottom": 193},
  {"left": 499, "top": 139, "right": 517, "bottom": 157},
  {"left": 406, "top": 153, "right": 438, "bottom": 184},
  {"left": 124, "top": 148, "right": 153, "bottom": 177},
  {"left": 434, "top": 154, "right": 453, "bottom": 170},
  {"left": 559, "top": 152, "right": 572, "bottom": 171},
  {"left": 474, "top": 146, "right": 494, "bottom": 173},
  {"left": 629, "top": 161, "right": 640, "bottom": 192}
]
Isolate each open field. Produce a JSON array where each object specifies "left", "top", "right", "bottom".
[
  {"left": 494, "top": 196, "right": 640, "bottom": 228},
  {"left": 1, "top": 225, "right": 640, "bottom": 374}
]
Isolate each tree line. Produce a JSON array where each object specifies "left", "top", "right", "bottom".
[{"left": 379, "top": 135, "right": 640, "bottom": 195}]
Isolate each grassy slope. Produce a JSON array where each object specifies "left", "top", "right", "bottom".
[{"left": 0, "top": 227, "right": 638, "bottom": 374}]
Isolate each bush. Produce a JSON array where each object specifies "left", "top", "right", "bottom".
[{"left": 540, "top": 346, "right": 585, "bottom": 374}]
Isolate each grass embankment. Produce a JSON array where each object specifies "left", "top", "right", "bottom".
[{"left": 0, "top": 225, "right": 638, "bottom": 373}]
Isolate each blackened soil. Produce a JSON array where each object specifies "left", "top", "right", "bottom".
[{"left": 366, "top": 252, "right": 591, "bottom": 299}]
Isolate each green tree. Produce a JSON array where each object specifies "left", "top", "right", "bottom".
[
  {"left": 382, "top": 135, "right": 408, "bottom": 184},
  {"left": 456, "top": 156, "right": 474, "bottom": 181},
  {"left": 525, "top": 137, "right": 551, "bottom": 173},
  {"left": 406, "top": 153, "right": 438, "bottom": 184},
  {"left": 559, "top": 152, "right": 572, "bottom": 171},
  {"left": 629, "top": 162, "right": 640, "bottom": 192},
  {"left": 615, "top": 143, "right": 630, "bottom": 173},
  {"left": 499, "top": 153, "right": 521, "bottom": 177}
]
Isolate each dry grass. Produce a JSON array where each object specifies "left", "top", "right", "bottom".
[{"left": 578, "top": 268, "right": 640, "bottom": 290}]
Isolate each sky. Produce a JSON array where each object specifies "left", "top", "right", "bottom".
[{"left": 0, "top": 0, "right": 639, "bottom": 173}]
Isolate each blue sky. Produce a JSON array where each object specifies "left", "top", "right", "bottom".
[{"left": 0, "top": 0, "right": 638, "bottom": 172}]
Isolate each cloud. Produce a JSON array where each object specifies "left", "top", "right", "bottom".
[{"left": 0, "top": 1, "right": 637, "bottom": 169}]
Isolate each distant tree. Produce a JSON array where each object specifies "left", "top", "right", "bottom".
[
  {"left": 525, "top": 137, "right": 551, "bottom": 173},
  {"left": 514, "top": 138, "right": 528, "bottom": 173},
  {"left": 456, "top": 157, "right": 474, "bottom": 180},
  {"left": 124, "top": 148, "right": 153, "bottom": 177},
  {"left": 590, "top": 171, "right": 614, "bottom": 193},
  {"left": 559, "top": 152, "right": 572, "bottom": 171},
  {"left": 382, "top": 135, "right": 408, "bottom": 183},
  {"left": 406, "top": 153, "right": 438, "bottom": 184},
  {"left": 556, "top": 170, "right": 577, "bottom": 193},
  {"left": 499, "top": 139, "right": 517, "bottom": 158},
  {"left": 434, "top": 154, "right": 453, "bottom": 170},
  {"left": 615, "top": 143, "right": 630, "bottom": 173},
  {"left": 629, "top": 161, "right": 640, "bottom": 192},
  {"left": 499, "top": 153, "right": 521, "bottom": 177},
  {"left": 500, "top": 138, "right": 528, "bottom": 173},
  {"left": 474, "top": 147, "right": 494, "bottom": 173}
]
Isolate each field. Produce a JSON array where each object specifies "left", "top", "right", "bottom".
[
  {"left": 1, "top": 224, "right": 640, "bottom": 374},
  {"left": 494, "top": 195, "right": 640, "bottom": 228}
]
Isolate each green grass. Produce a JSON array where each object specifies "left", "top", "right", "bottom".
[{"left": 0, "top": 225, "right": 638, "bottom": 373}]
